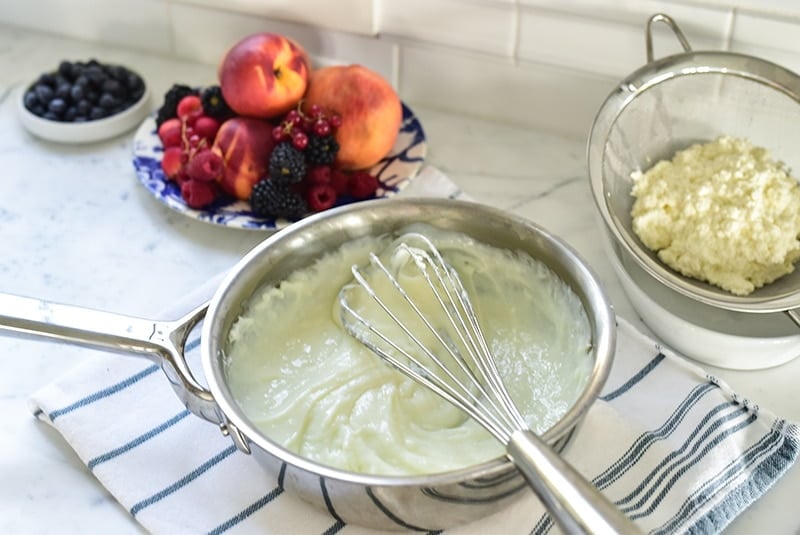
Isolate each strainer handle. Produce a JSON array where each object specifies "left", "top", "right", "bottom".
[{"left": 646, "top": 13, "right": 692, "bottom": 63}]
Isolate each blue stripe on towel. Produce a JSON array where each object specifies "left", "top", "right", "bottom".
[
  {"left": 659, "top": 421, "right": 799, "bottom": 535},
  {"left": 595, "top": 383, "right": 719, "bottom": 488},
  {"left": 531, "top": 398, "right": 753, "bottom": 534},
  {"left": 319, "top": 520, "right": 345, "bottom": 535},
  {"left": 601, "top": 352, "right": 666, "bottom": 402},
  {"left": 206, "top": 486, "right": 284, "bottom": 535},
  {"left": 624, "top": 413, "right": 757, "bottom": 519},
  {"left": 47, "top": 337, "right": 201, "bottom": 421},
  {"left": 618, "top": 407, "right": 753, "bottom": 511},
  {"left": 130, "top": 445, "right": 237, "bottom": 517},
  {"left": 87, "top": 409, "right": 191, "bottom": 469},
  {"left": 49, "top": 364, "right": 159, "bottom": 421}
]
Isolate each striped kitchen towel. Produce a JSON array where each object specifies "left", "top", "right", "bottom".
[{"left": 28, "top": 167, "right": 799, "bottom": 534}]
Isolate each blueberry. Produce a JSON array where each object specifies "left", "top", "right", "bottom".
[
  {"left": 85, "top": 65, "right": 105, "bottom": 84},
  {"left": 130, "top": 87, "right": 145, "bottom": 103},
  {"left": 102, "top": 79, "right": 123, "bottom": 98},
  {"left": 89, "top": 106, "right": 107, "bottom": 120},
  {"left": 74, "top": 74, "right": 90, "bottom": 89},
  {"left": 76, "top": 99, "right": 91, "bottom": 115},
  {"left": 70, "top": 84, "right": 84, "bottom": 102},
  {"left": 85, "top": 89, "right": 99, "bottom": 103},
  {"left": 43, "top": 111, "right": 60, "bottom": 121},
  {"left": 74, "top": 116, "right": 88, "bottom": 122},
  {"left": 126, "top": 73, "right": 144, "bottom": 92},
  {"left": 48, "top": 98, "right": 67, "bottom": 115},
  {"left": 34, "top": 84, "right": 54, "bottom": 105},
  {"left": 31, "top": 104, "right": 46, "bottom": 117},
  {"left": 106, "top": 65, "right": 125, "bottom": 81},
  {"left": 64, "top": 106, "right": 78, "bottom": 121},
  {"left": 56, "top": 82, "right": 71, "bottom": 100},
  {"left": 23, "top": 90, "right": 39, "bottom": 110},
  {"left": 58, "top": 60, "right": 73, "bottom": 79},
  {"left": 37, "top": 73, "right": 56, "bottom": 87},
  {"left": 99, "top": 93, "right": 116, "bottom": 110}
]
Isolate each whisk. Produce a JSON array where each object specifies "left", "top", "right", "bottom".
[{"left": 338, "top": 233, "right": 639, "bottom": 535}]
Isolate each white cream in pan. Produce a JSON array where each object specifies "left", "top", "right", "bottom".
[{"left": 225, "top": 225, "right": 592, "bottom": 476}]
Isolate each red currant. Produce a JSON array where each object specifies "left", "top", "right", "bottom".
[
  {"left": 272, "top": 125, "right": 286, "bottom": 142},
  {"left": 313, "top": 119, "right": 331, "bottom": 137},
  {"left": 309, "top": 104, "right": 322, "bottom": 118},
  {"left": 292, "top": 130, "right": 309, "bottom": 150},
  {"left": 329, "top": 114, "right": 343, "bottom": 129}
]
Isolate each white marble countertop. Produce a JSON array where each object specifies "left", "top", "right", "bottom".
[{"left": 0, "top": 24, "right": 798, "bottom": 534}]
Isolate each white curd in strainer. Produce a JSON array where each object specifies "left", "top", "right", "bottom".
[{"left": 225, "top": 226, "right": 592, "bottom": 476}]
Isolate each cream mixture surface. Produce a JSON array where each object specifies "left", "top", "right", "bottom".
[{"left": 225, "top": 225, "right": 592, "bottom": 476}]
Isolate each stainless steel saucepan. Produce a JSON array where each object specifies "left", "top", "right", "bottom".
[{"left": 0, "top": 198, "right": 617, "bottom": 531}]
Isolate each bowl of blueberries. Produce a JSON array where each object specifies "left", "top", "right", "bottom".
[{"left": 18, "top": 59, "right": 151, "bottom": 143}]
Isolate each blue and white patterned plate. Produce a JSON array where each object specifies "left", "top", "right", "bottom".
[{"left": 132, "top": 102, "right": 427, "bottom": 230}]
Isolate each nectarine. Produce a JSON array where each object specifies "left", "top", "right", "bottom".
[
  {"left": 219, "top": 33, "right": 310, "bottom": 119},
  {"left": 212, "top": 117, "right": 275, "bottom": 200},
  {"left": 302, "top": 65, "right": 401, "bottom": 171}
]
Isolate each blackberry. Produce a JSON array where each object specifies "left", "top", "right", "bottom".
[
  {"left": 305, "top": 134, "right": 339, "bottom": 166},
  {"left": 201, "top": 85, "right": 234, "bottom": 121},
  {"left": 249, "top": 180, "right": 308, "bottom": 219},
  {"left": 269, "top": 142, "right": 307, "bottom": 185},
  {"left": 155, "top": 84, "right": 198, "bottom": 127}
]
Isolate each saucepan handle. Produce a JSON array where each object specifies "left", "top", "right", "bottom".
[
  {"left": 0, "top": 292, "right": 223, "bottom": 425},
  {"left": 507, "top": 429, "right": 641, "bottom": 534},
  {"left": 645, "top": 13, "right": 692, "bottom": 63}
]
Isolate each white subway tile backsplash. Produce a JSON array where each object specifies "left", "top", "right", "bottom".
[
  {"left": 729, "top": 11, "right": 800, "bottom": 74},
  {"left": 379, "top": 0, "right": 517, "bottom": 57},
  {"left": 731, "top": 11, "right": 800, "bottom": 56},
  {"left": 399, "top": 42, "right": 616, "bottom": 139},
  {"left": 170, "top": 3, "right": 396, "bottom": 85},
  {"left": 517, "top": 2, "right": 730, "bottom": 78},
  {"left": 0, "top": 0, "right": 172, "bottom": 54},
  {"left": 1, "top": 0, "right": 799, "bottom": 139},
  {"left": 171, "top": 0, "right": 375, "bottom": 36}
]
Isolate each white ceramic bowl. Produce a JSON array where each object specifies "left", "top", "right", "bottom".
[
  {"left": 603, "top": 232, "right": 800, "bottom": 370},
  {"left": 17, "top": 81, "right": 151, "bottom": 144}
]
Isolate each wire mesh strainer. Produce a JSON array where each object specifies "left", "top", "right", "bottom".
[{"left": 588, "top": 13, "right": 800, "bottom": 325}]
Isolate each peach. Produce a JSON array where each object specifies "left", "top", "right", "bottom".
[
  {"left": 212, "top": 117, "right": 275, "bottom": 200},
  {"left": 302, "top": 65, "right": 402, "bottom": 171},
  {"left": 219, "top": 33, "right": 310, "bottom": 119}
]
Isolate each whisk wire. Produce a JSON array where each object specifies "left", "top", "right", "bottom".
[
  {"left": 397, "top": 238, "right": 525, "bottom": 434},
  {"left": 339, "top": 277, "right": 511, "bottom": 441}
]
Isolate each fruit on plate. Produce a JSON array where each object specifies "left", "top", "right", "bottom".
[
  {"left": 23, "top": 59, "right": 145, "bottom": 122},
  {"left": 302, "top": 64, "right": 401, "bottom": 170},
  {"left": 212, "top": 116, "right": 276, "bottom": 200},
  {"left": 218, "top": 33, "right": 310, "bottom": 119}
]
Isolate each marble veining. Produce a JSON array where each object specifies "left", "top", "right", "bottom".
[{"left": 0, "top": 23, "right": 797, "bottom": 535}]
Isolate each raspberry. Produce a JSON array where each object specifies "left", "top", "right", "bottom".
[
  {"left": 161, "top": 146, "right": 183, "bottom": 179},
  {"left": 193, "top": 116, "right": 220, "bottom": 144},
  {"left": 269, "top": 142, "right": 306, "bottom": 185},
  {"left": 305, "top": 134, "right": 339, "bottom": 166},
  {"left": 177, "top": 95, "right": 203, "bottom": 121},
  {"left": 158, "top": 117, "right": 183, "bottom": 148},
  {"left": 250, "top": 180, "right": 308, "bottom": 218},
  {"left": 200, "top": 85, "right": 234, "bottom": 121},
  {"left": 181, "top": 179, "right": 219, "bottom": 209},
  {"left": 330, "top": 167, "right": 350, "bottom": 195},
  {"left": 186, "top": 149, "right": 223, "bottom": 182},
  {"left": 348, "top": 170, "right": 379, "bottom": 199},
  {"left": 306, "top": 184, "right": 338, "bottom": 213},
  {"left": 306, "top": 165, "right": 331, "bottom": 185}
]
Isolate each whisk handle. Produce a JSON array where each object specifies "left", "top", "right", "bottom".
[{"left": 507, "top": 430, "right": 641, "bottom": 535}]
